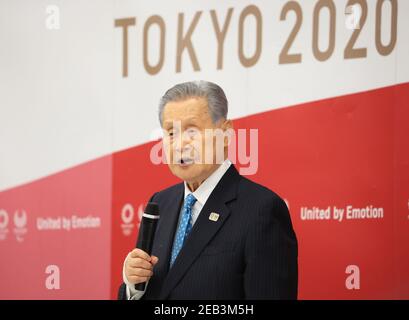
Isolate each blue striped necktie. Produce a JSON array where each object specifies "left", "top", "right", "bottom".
[{"left": 170, "top": 193, "right": 197, "bottom": 267}]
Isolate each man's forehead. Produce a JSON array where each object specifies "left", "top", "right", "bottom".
[
  {"left": 163, "top": 100, "right": 210, "bottom": 121},
  {"left": 163, "top": 117, "right": 199, "bottom": 126}
]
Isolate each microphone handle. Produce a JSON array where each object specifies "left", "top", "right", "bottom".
[
  {"left": 134, "top": 216, "right": 159, "bottom": 291},
  {"left": 135, "top": 281, "right": 147, "bottom": 291}
]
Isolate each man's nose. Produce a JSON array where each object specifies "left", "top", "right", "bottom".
[
  {"left": 173, "top": 132, "right": 193, "bottom": 152},
  {"left": 174, "top": 143, "right": 193, "bottom": 155},
  {"left": 174, "top": 142, "right": 194, "bottom": 156}
]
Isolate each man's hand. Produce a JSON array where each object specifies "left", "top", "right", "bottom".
[{"left": 124, "top": 248, "right": 159, "bottom": 285}]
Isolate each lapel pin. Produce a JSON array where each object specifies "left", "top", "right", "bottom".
[{"left": 209, "top": 212, "right": 219, "bottom": 222}]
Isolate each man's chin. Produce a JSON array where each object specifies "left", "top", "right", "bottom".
[{"left": 170, "top": 163, "right": 200, "bottom": 181}]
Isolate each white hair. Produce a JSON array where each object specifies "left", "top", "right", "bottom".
[{"left": 158, "top": 80, "right": 228, "bottom": 125}]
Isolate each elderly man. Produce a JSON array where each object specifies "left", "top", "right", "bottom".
[{"left": 118, "top": 81, "right": 298, "bottom": 300}]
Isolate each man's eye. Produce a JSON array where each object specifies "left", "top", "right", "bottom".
[{"left": 187, "top": 128, "right": 198, "bottom": 136}]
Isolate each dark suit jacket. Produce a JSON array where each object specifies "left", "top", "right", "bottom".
[{"left": 118, "top": 165, "right": 298, "bottom": 300}]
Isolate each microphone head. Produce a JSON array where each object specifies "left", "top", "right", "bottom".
[{"left": 144, "top": 202, "right": 159, "bottom": 216}]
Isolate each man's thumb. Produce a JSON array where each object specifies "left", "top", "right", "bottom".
[{"left": 151, "top": 256, "right": 159, "bottom": 265}]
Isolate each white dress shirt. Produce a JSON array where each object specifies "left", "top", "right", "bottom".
[{"left": 124, "top": 159, "right": 232, "bottom": 300}]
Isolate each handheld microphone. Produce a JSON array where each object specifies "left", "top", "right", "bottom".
[{"left": 134, "top": 202, "right": 160, "bottom": 291}]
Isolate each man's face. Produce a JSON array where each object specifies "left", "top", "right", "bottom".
[{"left": 162, "top": 97, "right": 230, "bottom": 188}]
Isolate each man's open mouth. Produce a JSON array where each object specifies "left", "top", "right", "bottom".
[{"left": 178, "top": 157, "right": 194, "bottom": 166}]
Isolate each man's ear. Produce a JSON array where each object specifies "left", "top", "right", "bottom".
[
  {"left": 221, "top": 119, "right": 233, "bottom": 148},
  {"left": 222, "top": 119, "right": 233, "bottom": 130}
]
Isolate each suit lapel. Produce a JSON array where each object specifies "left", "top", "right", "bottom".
[
  {"left": 151, "top": 183, "right": 184, "bottom": 284},
  {"left": 159, "top": 165, "right": 241, "bottom": 299}
]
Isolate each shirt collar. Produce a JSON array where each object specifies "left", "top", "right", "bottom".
[{"left": 183, "top": 159, "right": 232, "bottom": 206}]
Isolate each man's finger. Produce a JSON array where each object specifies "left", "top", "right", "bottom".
[
  {"left": 151, "top": 256, "right": 159, "bottom": 265},
  {"left": 127, "top": 275, "right": 150, "bottom": 284},
  {"left": 129, "top": 248, "right": 150, "bottom": 260},
  {"left": 127, "top": 268, "right": 153, "bottom": 278},
  {"left": 128, "top": 257, "right": 152, "bottom": 270}
]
